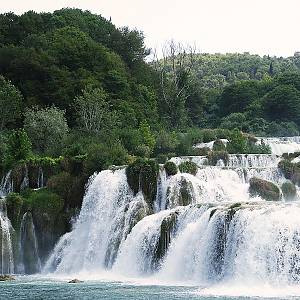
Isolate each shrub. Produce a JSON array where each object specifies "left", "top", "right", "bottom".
[
  {"left": 213, "top": 139, "right": 226, "bottom": 151},
  {"left": 178, "top": 161, "right": 198, "bottom": 175},
  {"left": 47, "top": 172, "right": 74, "bottom": 200},
  {"left": 6, "top": 192, "right": 24, "bottom": 228},
  {"left": 156, "top": 154, "right": 168, "bottom": 164},
  {"left": 135, "top": 144, "right": 151, "bottom": 158},
  {"left": 164, "top": 161, "right": 178, "bottom": 176},
  {"left": 201, "top": 129, "right": 217, "bottom": 143},
  {"left": 207, "top": 150, "right": 229, "bottom": 166}
]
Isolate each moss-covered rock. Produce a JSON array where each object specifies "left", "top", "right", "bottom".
[
  {"left": 278, "top": 159, "right": 295, "bottom": 179},
  {"left": 249, "top": 177, "right": 281, "bottom": 201},
  {"left": 153, "top": 212, "right": 177, "bottom": 267},
  {"left": 5, "top": 193, "right": 23, "bottom": 229},
  {"left": 213, "top": 139, "right": 226, "bottom": 151},
  {"left": 281, "top": 181, "right": 297, "bottom": 201},
  {"left": 167, "top": 176, "right": 195, "bottom": 208},
  {"left": 178, "top": 161, "right": 198, "bottom": 175},
  {"left": 126, "top": 158, "right": 159, "bottom": 209},
  {"left": 207, "top": 150, "right": 229, "bottom": 166},
  {"left": 164, "top": 161, "right": 178, "bottom": 176}
]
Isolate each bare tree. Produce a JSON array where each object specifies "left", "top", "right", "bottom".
[{"left": 152, "top": 40, "right": 197, "bottom": 127}]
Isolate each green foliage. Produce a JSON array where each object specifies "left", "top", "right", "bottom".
[
  {"left": 6, "top": 192, "right": 24, "bottom": 228},
  {"left": 164, "top": 161, "right": 178, "bottom": 176},
  {"left": 154, "top": 130, "right": 179, "bottom": 155},
  {"left": 0, "top": 76, "right": 23, "bottom": 130},
  {"left": 178, "top": 161, "right": 198, "bottom": 175},
  {"left": 6, "top": 129, "right": 32, "bottom": 166},
  {"left": 24, "top": 106, "right": 69, "bottom": 155},
  {"left": 207, "top": 151, "right": 229, "bottom": 166},
  {"left": 73, "top": 86, "right": 118, "bottom": 134},
  {"left": 227, "top": 129, "right": 248, "bottom": 154},
  {"left": 138, "top": 120, "right": 155, "bottom": 154},
  {"left": 212, "top": 139, "right": 226, "bottom": 151},
  {"left": 84, "top": 141, "right": 128, "bottom": 175},
  {"left": 23, "top": 188, "right": 64, "bottom": 215}
]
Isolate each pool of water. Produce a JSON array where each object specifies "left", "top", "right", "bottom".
[{"left": 2, "top": 277, "right": 300, "bottom": 300}]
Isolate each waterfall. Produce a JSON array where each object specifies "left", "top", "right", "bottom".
[
  {"left": 19, "top": 212, "right": 41, "bottom": 274},
  {"left": 40, "top": 140, "right": 300, "bottom": 287},
  {"left": 37, "top": 167, "right": 44, "bottom": 189},
  {"left": 0, "top": 171, "right": 13, "bottom": 198},
  {"left": 0, "top": 199, "right": 14, "bottom": 274}
]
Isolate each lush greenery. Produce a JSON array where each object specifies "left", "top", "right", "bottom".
[{"left": 0, "top": 8, "right": 299, "bottom": 212}]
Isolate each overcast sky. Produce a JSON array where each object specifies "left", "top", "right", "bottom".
[{"left": 0, "top": 0, "right": 299, "bottom": 57}]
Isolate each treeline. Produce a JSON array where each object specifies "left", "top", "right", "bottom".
[{"left": 0, "top": 8, "right": 300, "bottom": 177}]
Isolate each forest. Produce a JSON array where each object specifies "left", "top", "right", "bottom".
[{"left": 1, "top": 8, "right": 300, "bottom": 212}]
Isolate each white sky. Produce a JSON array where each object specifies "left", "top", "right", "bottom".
[{"left": 0, "top": 0, "right": 300, "bottom": 57}]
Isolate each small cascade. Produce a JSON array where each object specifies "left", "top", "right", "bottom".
[
  {"left": 154, "top": 168, "right": 167, "bottom": 212},
  {"left": 19, "top": 212, "right": 41, "bottom": 274},
  {"left": 37, "top": 167, "right": 44, "bottom": 189},
  {"left": 20, "top": 165, "right": 29, "bottom": 191},
  {"left": 227, "top": 154, "right": 279, "bottom": 168},
  {"left": 0, "top": 171, "right": 13, "bottom": 198},
  {"left": 0, "top": 199, "right": 14, "bottom": 274},
  {"left": 258, "top": 136, "right": 300, "bottom": 156}
]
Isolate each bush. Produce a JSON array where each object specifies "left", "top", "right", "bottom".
[
  {"left": 213, "top": 139, "right": 226, "bottom": 151},
  {"left": 135, "top": 144, "right": 151, "bottom": 158},
  {"left": 6, "top": 129, "right": 32, "bottom": 166},
  {"left": 201, "top": 129, "right": 217, "bottom": 143},
  {"left": 84, "top": 141, "right": 128, "bottom": 175},
  {"left": 154, "top": 130, "right": 179, "bottom": 155},
  {"left": 47, "top": 172, "right": 74, "bottom": 200},
  {"left": 164, "top": 161, "right": 178, "bottom": 176},
  {"left": 207, "top": 150, "right": 229, "bottom": 166},
  {"left": 156, "top": 154, "right": 168, "bottom": 164},
  {"left": 24, "top": 188, "right": 64, "bottom": 215},
  {"left": 178, "top": 161, "right": 198, "bottom": 175},
  {"left": 6, "top": 192, "right": 24, "bottom": 228},
  {"left": 193, "top": 147, "right": 211, "bottom": 156},
  {"left": 227, "top": 128, "right": 247, "bottom": 154}
]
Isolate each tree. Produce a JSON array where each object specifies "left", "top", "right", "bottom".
[
  {"left": 0, "top": 76, "right": 23, "bottom": 130},
  {"left": 153, "top": 40, "right": 197, "bottom": 128},
  {"left": 6, "top": 129, "right": 32, "bottom": 165},
  {"left": 24, "top": 106, "right": 69, "bottom": 154},
  {"left": 73, "top": 86, "right": 118, "bottom": 134},
  {"left": 262, "top": 85, "right": 300, "bottom": 125}
]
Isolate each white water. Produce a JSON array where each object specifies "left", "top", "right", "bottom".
[{"left": 0, "top": 199, "right": 14, "bottom": 274}]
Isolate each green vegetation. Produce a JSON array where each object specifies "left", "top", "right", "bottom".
[
  {"left": 281, "top": 181, "right": 297, "bottom": 201},
  {"left": 126, "top": 158, "right": 159, "bottom": 208},
  {"left": 178, "top": 161, "right": 198, "bottom": 175},
  {"left": 164, "top": 161, "right": 178, "bottom": 176},
  {"left": 0, "top": 8, "right": 298, "bottom": 212}
]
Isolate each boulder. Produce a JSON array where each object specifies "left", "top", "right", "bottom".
[
  {"left": 0, "top": 275, "right": 15, "bottom": 281},
  {"left": 249, "top": 177, "right": 281, "bottom": 201},
  {"left": 68, "top": 279, "right": 83, "bottom": 284},
  {"left": 281, "top": 181, "right": 297, "bottom": 201}
]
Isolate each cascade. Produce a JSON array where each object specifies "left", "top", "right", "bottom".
[
  {"left": 0, "top": 199, "right": 14, "bottom": 274},
  {"left": 0, "top": 171, "right": 13, "bottom": 198},
  {"left": 19, "top": 212, "right": 41, "bottom": 274}
]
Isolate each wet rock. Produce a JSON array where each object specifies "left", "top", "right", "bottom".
[
  {"left": 249, "top": 177, "right": 281, "bottom": 201},
  {"left": 0, "top": 275, "right": 15, "bottom": 281},
  {"left": 68, "top": 279, "right": 83, "bottom": 283},
  {"left": 281, "top": 181, "right": 297, "bottom": 201}
]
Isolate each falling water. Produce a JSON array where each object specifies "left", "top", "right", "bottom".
[{"left": 0, "top": 199, "right": 14, "bottom": 274}]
